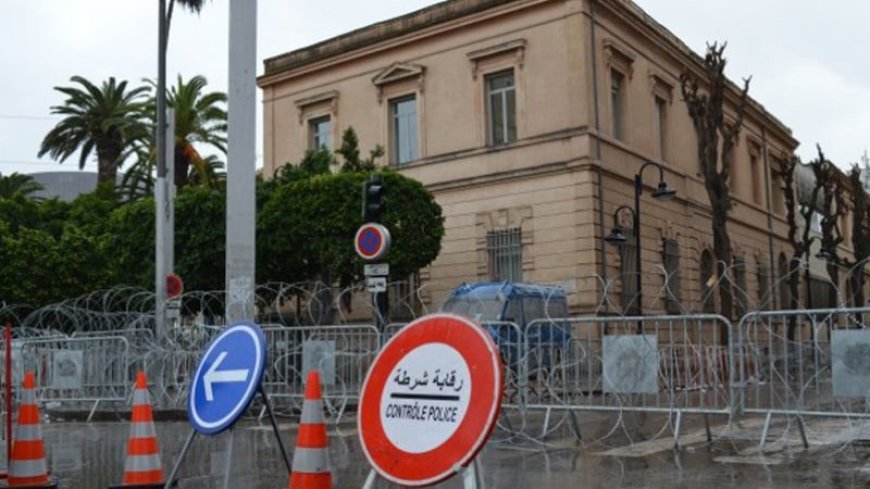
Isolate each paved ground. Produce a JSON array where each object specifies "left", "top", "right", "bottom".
[{"left": 20, "top": 413, "right": 870, "bottom": 487}]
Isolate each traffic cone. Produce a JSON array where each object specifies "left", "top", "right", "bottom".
[
  {"left": 7, "top": 372, "right": 56, "bottom": 488},
  {"left": 109, "top": 372, "right": 164, "bottom": 489},
  {"left": 289, "top": 370, "right": 332, "bottom": 489}
]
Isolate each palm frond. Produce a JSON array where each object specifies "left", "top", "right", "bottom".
[{"left": 39, "top": 76, "right": 150, "bottom": 184}]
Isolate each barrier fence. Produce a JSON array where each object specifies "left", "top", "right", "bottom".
[
  {"left": 507, "top": 314, "right": 733, "bottom": 443},
  {"left": 736, "top": 307, "right": 870, "bottom": 447},
  {"left": 6, "top": 308, "right": 870, "bottom": 449},
  {"left": 18, "top": 335, "right": 130, "bottom": 421},
  {"left": 259, "top": 324, "right": 381, "bottom": 419}
]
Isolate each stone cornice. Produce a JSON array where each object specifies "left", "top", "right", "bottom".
[{"left": 263, "top": 0, "right": 522, "bottom": 79}]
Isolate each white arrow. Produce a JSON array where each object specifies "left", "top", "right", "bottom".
[{"left": 203, "top": 351, "right": 249, "bottom": 402}]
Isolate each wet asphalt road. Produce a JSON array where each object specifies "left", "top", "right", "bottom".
[{"left": 23, "top": 415, "right": 870, "bottom": 488}]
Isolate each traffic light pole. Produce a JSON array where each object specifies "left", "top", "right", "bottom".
[{"left": 364, "top": 174, "right": 389, "bottom": 330}]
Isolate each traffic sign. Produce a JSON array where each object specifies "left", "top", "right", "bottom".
[
  {"left": 364, "top": 263, "right": 389, "bottom": 277},
  {"left": 366, "top": 276, "right": 387, "bottom": 293},
  {"left": 355, "top": 223, "right": 391, "bottom": 261},
  {"left": 166, "top": 273, "right": 184, "bottom": 299},
  {"left": 166, "top": 298, "right": 181, "bottom": 319},
  {"left": 188, "top": 321, "right": 266, "bottom": 435},
  {"left": 358, "top": 313, "right": 503, "bottom": 487}
]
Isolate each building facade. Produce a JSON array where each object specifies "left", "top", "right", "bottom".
[{"left": 258, "top": 0, "right": 843, "bottom": 315}]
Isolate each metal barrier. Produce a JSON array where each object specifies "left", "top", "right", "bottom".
[
  {"left": 522, "top": 314, "right": 734, "bottom": 444},
  {"left": 383, "top": 322, "right": 408, "bottom": 341},
  {"left": 19, "top": 335, "right": 130, "bottom": 421},
  {"left": 736, "top": 307, "right": 870, "bottom": 448},
  {"left": 143, "top": 324, "right": 222, "bottom": 409},
  {"left": 260, "top": 324, "right": 381, "bottom": 419}
]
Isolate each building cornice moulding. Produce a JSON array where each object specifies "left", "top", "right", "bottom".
[{"left": 257, "top": 0, "right": 551, "bottom": 87}]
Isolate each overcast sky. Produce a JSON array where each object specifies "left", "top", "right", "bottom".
[{"left": 1, "top": 0, "right": 868, "bottom": 177}]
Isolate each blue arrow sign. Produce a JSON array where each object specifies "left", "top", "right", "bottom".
[{"left": 188, "top": 321, "right": 267, "bottom": 435}]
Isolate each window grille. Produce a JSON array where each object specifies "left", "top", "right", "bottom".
[
  {"left": 486, "top": 227, "right": 522, "bottom": 282},
  {"left": 620, "top": 228, "right": 639, "bottom": 314}
]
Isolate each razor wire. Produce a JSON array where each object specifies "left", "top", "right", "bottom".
[{"left": 0, "top": 257, "right": 868, "bottom": 452}]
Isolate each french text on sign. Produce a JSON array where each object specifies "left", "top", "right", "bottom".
[
  {"left": 366, "top": 276, "right": 387, "bottom": 293},
  {"left": 380, "top": 343, "right": 471, "bottom": 453},
  {"left": 364, "top": 263, "right": 389, "bottom": 276}
]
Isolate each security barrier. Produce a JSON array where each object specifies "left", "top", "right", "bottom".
[
  {"left": 18, "top": 335, "right": 130, "bottom": 420},
  {"left": 519, "top": 314, "right": 734, "bottom": 443},
  {"left": 12, "top": 306, "right": 870, "bottom": 452},
  {"left": 260, "top": 324, "right": 381, "bottom": 417},
  {"left": 736, "top": 307, "right": 870, "bottom": 447}
]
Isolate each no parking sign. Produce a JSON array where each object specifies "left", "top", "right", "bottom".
[
  {"left": 355, "top": 223, "right": 391, "bottom": 261},
  {"left": 358, "top": 313, "right": 503, "bottom": 487}
]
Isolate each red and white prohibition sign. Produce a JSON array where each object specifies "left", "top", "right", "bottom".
[{"left": 358, "top": 313, "right": 504, "bottom": 487}]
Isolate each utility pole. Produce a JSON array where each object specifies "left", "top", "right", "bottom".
[
  {"left": 155, "top": 0, "right": 169, "bottom": 340},
  {"left": 364, "top": 174, "right": 389, "bottom": 328},
  {"left": 225, "top": 0, "right": 257, "bottom": 323}
]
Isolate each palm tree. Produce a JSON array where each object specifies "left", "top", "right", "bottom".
[
  {"left": 0, "top": 173, "right": 43, "bottom": 199},
  {"left": 148, "top": 75, "right": 227, "bottom": 189},
  {"left": 38, "top": 76, "right": 150, "bottom": 185},
  {"left": 119, "top": 141, "right": 156, "bottom": 201},
  {"left": 187, "top": 154, "right": 226, "bottom": 189},
  {"left": 167, "top": 0, "right": 209, "bottom": 35}
]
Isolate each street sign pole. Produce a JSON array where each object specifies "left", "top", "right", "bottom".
[
  {"left": 355, "top": 219, "right": 392, "bottom": 330},
  {"left": 225, "top": 0, "right": 257, "bottom": 323},
  {"left": 374, "top": 271, "right": 389, "bottom": 330},
  {"left": 155, "top": 0, "right": 167, "bottom": 342}
]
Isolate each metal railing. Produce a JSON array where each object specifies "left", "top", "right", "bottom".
[
  {"left": 10, "top": 302, "right": 870, "bottom": 451},
  {"left": 18, "top": 335, "right": 130, "bottom": 421},
  {"left": 736, "top": 307, "right": 870, "bottom": 447},
  {"left": 518, "top": 314, "right": 733, "bottom": 444},
  {"left": 259, "top": 324, "right": 381, "bottom": 418}
]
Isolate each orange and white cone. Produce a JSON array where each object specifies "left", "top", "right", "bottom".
[
  {"left": 289, "top": 370, "right": 332, "bottom": 489},
  {"left": 111, "top": 372, "right": 165, "bottom": 489},
  {"left": 7, "top": 372, "right": 55, "bottom": 488}
]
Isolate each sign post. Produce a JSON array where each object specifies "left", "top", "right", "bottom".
[
  {"left": 355, "top": 222, "right": 392, "bottom": 329},
  {"left": 358, "top": 313, "right": 503, "bottom": 488},
  {"left": 165, "top": 321, "right": 291, "bottom": 487}
]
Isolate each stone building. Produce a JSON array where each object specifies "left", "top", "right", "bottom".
[{"left": 258, "top": 0, "right": 848, "bottom": 315}]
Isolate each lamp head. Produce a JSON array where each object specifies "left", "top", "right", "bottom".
[
  {"left": 652, "top": 181, "right": 677, "bottom": 200},
  {"left": 816, "top": 249, "right": 832, "bottom": 261},
  {"left": 604, "top": 226, "right": 628, "bottom": 245}
]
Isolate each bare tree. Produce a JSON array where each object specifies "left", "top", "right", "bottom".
[
  {"left": 813, "top": 147, "right": 847, "bottom": 308},
  {"left": 780, "top": 154, "right": 801, "bottom": 336},
  {"left": 680, "top": 42, "right": 751, "bottom": 337},
  {"left": 847, "top": 166, "right": 870, "bottom": 309}
]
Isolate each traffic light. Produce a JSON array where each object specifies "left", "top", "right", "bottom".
[{"left": 364, "top": 173, "right": 385, "bottom": 223}]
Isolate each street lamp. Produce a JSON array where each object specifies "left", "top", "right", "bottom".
[{"left": 604, "top": 161, "right": 677, "bottom": 317}]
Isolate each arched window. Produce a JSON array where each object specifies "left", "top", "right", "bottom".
[{"left": 700, "top": 250, "right": 715, "bottom": 313}]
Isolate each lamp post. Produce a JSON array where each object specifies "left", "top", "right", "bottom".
[{"left": 604, "top": 161, "right": 676, "bottom": 318}]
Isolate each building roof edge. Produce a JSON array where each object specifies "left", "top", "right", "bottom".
[{"left": 262, "top": 0, "right": 519, "bottom": 78}]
